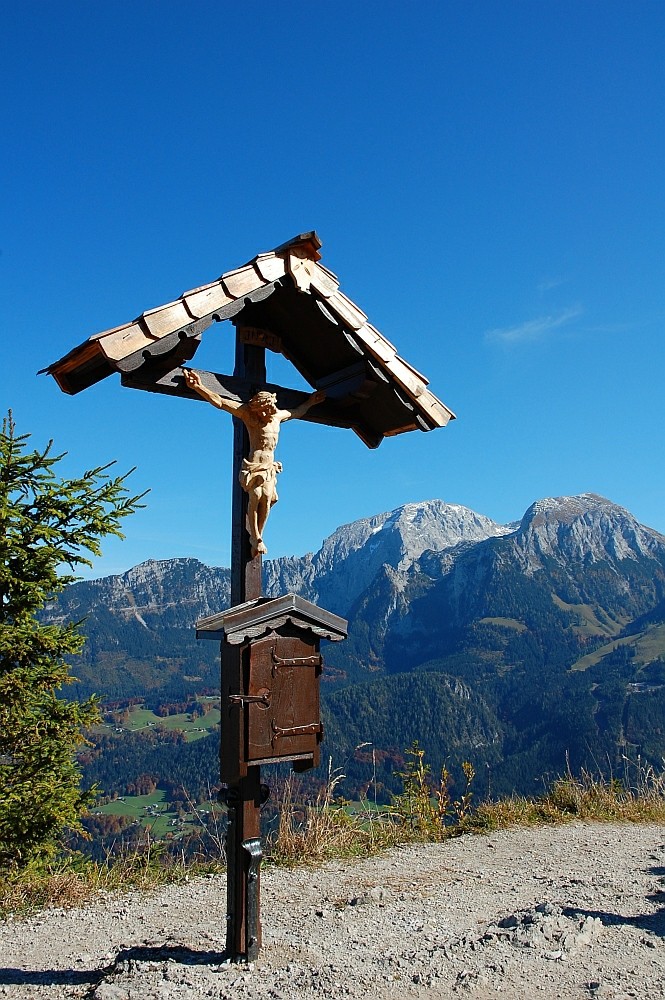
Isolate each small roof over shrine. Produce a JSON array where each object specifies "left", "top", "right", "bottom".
[
  {"left": 43, "top": 232, "right": 455, "bottom": 448},
  {"left": 196, "top": 594, "right": 348, "bottom": 645}
]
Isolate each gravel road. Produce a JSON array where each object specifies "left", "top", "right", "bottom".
[{"left": 1, "top": 822, "right": 664, "bottom": 999}]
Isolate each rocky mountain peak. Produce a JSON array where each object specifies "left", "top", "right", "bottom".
[
  {"left": 522, "top": 493, "right": 615, "bottom": 527},
  {"left": 513, "top": 493, "right": 665, "bottom": 573},
  {"left": 266, "top": 498, "right": 510, "bottom": 615},
  {"left": 56, "top": 493, "right": 665, "bottom": 628}
]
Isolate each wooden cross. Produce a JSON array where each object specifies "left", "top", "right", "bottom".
[{"left": 43, "top": 233, "right": 455, "bottom": 964}]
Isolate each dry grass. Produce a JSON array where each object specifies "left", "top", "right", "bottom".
[
  {"left": 465, "top": 760, "right": 665, "bottom": 833},
  {"left": 271, "top": 752, "right": 665, "bottom": 861},
  {"left": 0, "top": 862, "right": 96, "bottom": 915},
  {"left": 462, "top": 794, "right": 571, "bottom": 832},
  {"left": 0, "top": 835, "right": 225, "bottom": 919},
  {"left": 269, "top": 762, "right": 402, "bottom": 865},
  {"left": 4, "top": 754, "right": 665, "bottom": 917}
]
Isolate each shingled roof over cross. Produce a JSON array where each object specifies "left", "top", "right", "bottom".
[{"left": 44, "top": 232, "right": 455, "bottom": 448}]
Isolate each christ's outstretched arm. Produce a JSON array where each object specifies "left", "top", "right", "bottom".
[
  {"left": 281, "top": 389, "right": 326, "bottom": 422},
  {"left": 183, "top": 368, "right": 243, "bottom": 414},
  {"left": 182, "top": 369, "right": 326, "bottom": 556}
]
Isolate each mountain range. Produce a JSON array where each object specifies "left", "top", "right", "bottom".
[{"left": 49, "top": 493, "right": 665, "bottom": 799}]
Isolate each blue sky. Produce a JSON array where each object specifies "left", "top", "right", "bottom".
[{"left": 3, "top": 2, "right": 664, "bottom": 578}]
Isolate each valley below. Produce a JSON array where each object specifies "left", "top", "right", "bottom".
[{"left": 44, "top": 492, "right": 665, "bottom": 854}]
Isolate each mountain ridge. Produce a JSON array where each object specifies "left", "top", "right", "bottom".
[{"left": 47, "top": 492, "right": 665, "bottom": 799}]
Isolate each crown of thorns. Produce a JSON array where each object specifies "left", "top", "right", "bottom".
[{"left": 249, "top": 391, "right": 278, "bottom": 405}]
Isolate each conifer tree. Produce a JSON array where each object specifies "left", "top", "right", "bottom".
[{"left": 0, "top": 413, "right": 146, "bottom": 869}]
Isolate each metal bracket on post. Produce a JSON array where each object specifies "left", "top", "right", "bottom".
[
  {"left": 243, "top": 837, "right": 263, "bottom": 963},
  {"left": 222, "top": 786, "right": 240, "bottom": 956}
]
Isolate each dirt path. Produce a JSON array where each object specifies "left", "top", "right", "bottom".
[{"left": 1, "top": 822, "right": 664, "bottom": 999}]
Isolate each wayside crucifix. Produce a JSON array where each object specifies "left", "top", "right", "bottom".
[
  {"left": 183, "top": 367, "right": 325, "bottom": 557},
  {"left": 44, "top": 231, "right": 455, "bottom": 963}
]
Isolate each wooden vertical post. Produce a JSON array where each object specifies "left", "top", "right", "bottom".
[
  {"left": 230, "top": 335, "right": 264, "bottom": 608},
  {"left": 225, "top": 329, "right": 265, "bottom": 962}
]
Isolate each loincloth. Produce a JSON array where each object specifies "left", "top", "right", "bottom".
[{"left": 239, "top": 458, "right": 281, "bottom": 503}]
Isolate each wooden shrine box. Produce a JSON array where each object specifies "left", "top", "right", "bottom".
[{"left": 196, "top": 595, "right": 347, "bottom": 782}]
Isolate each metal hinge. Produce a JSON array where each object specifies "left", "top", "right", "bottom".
[
  {"left": 271, "top": 650, "right": 322, "bottom": 675},
  {"left": 271, "top": 721, "right": 323, "bottom": 745}
]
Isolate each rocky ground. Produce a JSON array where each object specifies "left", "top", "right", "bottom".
[{"left": 1, "top": 822, "right": 664, "bottom": 999}]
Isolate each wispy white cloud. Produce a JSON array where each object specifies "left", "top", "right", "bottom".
[
  {"left": 485, "top": 305, "right": 583, "bottom": 345},
  {"left": 537, "top": 275, "right": 566, "bottom": 294}
]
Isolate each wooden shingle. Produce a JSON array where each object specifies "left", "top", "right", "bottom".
[{"left": 43, "top": 232, "right": 455, "bottom": 445}]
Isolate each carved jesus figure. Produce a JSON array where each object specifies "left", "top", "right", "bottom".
[{"left": 183, "top": 368, "right": 325, "bottom": 557}]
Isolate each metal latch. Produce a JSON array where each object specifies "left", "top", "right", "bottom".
[{"left": 228, "top": 688, "right": 271, "bottom": 708}]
